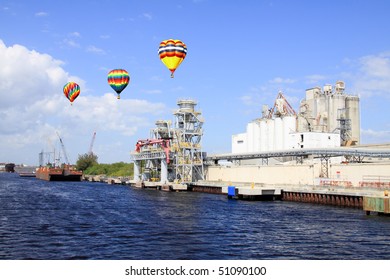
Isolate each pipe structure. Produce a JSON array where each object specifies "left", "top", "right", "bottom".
[
  {"left": 161, "top": 159, "right": 168, "bottom": 184},
  {"left": 133, "top": 160, "right": 141, "bottom": 183}
]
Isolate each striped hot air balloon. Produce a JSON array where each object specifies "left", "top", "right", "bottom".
[
  {"left": 107, "top": 69, "right": 130, "bottom": 99},
  {"left": 63, "top": 82, "right": 80, "bottom": 105},
  {"left": 158, "top": 39, "right": 187, "bottom": 78}
]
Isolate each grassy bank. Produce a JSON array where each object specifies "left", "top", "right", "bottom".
[{"left": 84, "top": 162, "right": 134, "bottom": 177}]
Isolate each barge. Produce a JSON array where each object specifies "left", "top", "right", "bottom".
[{"left": 35, "top": 165, "right": 83, "bottom": 181}]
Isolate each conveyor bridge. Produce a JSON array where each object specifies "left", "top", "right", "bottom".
[
  {"left": 206, "top": 147, "right": 390, "bottom": 178},
  {"left": 206, "top": 147, "right": 390, "bottom": 162}
]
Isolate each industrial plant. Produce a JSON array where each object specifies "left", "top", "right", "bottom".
[
  {"left": 130, "top": 81, "right": 390, "bottom": 208},
  {"left": 130, "top": 99, "right": 205, "bottom": 188},
  {"left": 232, "top": 81, "right": 360, "bottom": 154}
]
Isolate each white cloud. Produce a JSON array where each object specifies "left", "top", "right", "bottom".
[
  {"left": 141, "top": 13, "right": 152, "bottom": 20},
  {"left": 150, "top": 75, "right": 163, "bottom": 82},
  {"left": 86, "top": 45, "right": 106, "bottom": 55},
  {"left": 69, "top": 32, "right": 81, "bottom": 38},
  {"left": 304, "top": 74, "right": 327, "bottom": 85},
  {"left": 0, "top": 41, "right": 67, "bottom": 109},
  {"left": 361, "top": 129, "right": 390, "bottom": 144},
  {"left": 240, "top": 95, "right": 254, "bottom": 106},
  {"left": 142, "top": 89, "right": 162, "bottom": 95},
  {"left": 60, "top": 32, "right": 82, "bottom": 48},
  {"left": 62, "top": 38, "right": 80, "bottom": 48},
  {"left": 269, "top": 77, "right": 296, "bottom": 84},
  {"left": 351, "top": 52, "right": 390, "bottom": 98},
  {"left": 240, "top": 80, "right": 298, "bottom": 110},
  {"left": 35, "top": 11, "right": 48, "bottom": 17},
  {"left": 0, "top": 40, "right": 167, "bottom": 165},
  {"left": 360, "top": 52, "right": 390, "bottom": 78},
  {"left": 63, "top": 93, "right": 165, "bottom": 136}
]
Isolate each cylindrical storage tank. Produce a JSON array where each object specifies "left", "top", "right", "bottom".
[
  {"left": 327, "top": 94, "right": 346, "bottom": 133},
  {"left": 335, "top": 81, "right": 345, "bottom": 93},
  {"left": 155, "top": 120, "right": 170, "bottom": 138},
  {"left": 315, "top": 94, "right": 327, "bottom": 131},
  {"left": 253, "top": 120, "right": 260, "bottom": 152},
  {"left": 283, "top": 116, "right": 296, "bottom": 149},
  {"left": 247, "top": 122, "right": 256, "bottom": 153},
  {"left": 177, "top": 99, "right": 196, "bottom": 112},
  {"left": 346, "top": 96, "right": 360, "bottom": 144},
  {"left": 296, "top": 115, "right": 309, "bottom": 132},
  {"left": 274, "top": 117, "right": 283, "bottom": 150},
  {"left": 259, "top": 119, "right": 267, "bottom": 151},
  {"left": 266, "top": 119, "right": 274, "bottom": 151},
  {"left": 160, "top": 159, "right": 168, "bottom": 184}
]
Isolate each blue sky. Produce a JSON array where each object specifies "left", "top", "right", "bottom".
[{"left": 1, "top": 0, "right": 390, "bottom": 165}]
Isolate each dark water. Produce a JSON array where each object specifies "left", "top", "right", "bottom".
[{"left": 1, "top": 172, "right": 390, "bottom": 260}]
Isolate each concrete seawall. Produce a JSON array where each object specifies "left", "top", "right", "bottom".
[
  {"left": 189, "top": 179, "right": 389, "bottom": 214},
  {"left": 84, "top": 161, "right": 390, "bottom": 215}
]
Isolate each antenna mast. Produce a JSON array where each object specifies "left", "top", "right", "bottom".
[
  {"left": 56, "top": 131, "right": 70, "bottom": 165},
  {"left": 89, "top": 131, "right": 96, "bottom": 155}
]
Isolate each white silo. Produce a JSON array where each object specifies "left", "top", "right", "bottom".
[
  {"left": 304, "top": 87, "right": 320, "bottom": 130},
  {"left": 327, "top": 94, "right": 346, "bottom": 133},
  {"left": 283, "top": 116, "right": 297, "bottom": 149},
  {"left": 323, "top": 84, "right": 332, "bottom": 95},
  {"left": 274, "top": 117, "right": 283, "bottom": 150},
  {"left": 255, "top": 120, "right": 261, "bottom": 151},
  {"left": 246, "top": 121, "right": 256, "bottom": 152},
  {"left": 314, "top": 92, "right": 327, "bottom": 132},
  {"left": 346, "top": 96, "right": 360, "bottom": 144},
  {"left": 266, "top": 119, "right": 275, "bottom": 151},
  {"left": 335, "top": 80, "right": 345, "bottom": 94},
  {"left": 259, "top": 119, "right": 267, "bottom": 151}
]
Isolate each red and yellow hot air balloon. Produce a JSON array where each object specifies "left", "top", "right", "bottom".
[
  {"left": 63, "top": 82, "right": 80, "bottom": 105},
  {"left": 158, "top": 39, "right": 187, "bottom": 78},
  {"left": 107, "top": 69, "right": 130, "bottom": 99}
]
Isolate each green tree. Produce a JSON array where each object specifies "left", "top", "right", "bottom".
[
  {"left": 83, "top": 162, "right": 133, "bottom": 176},
  {"left": 76, "top": 153, "right": 98, "bottom": 171}
]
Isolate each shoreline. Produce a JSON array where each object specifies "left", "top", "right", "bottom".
[{"left": 83, "top": 175, "right": 390, "bottom": 216}]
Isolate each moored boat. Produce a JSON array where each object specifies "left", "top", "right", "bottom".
[
  {"left": 36, "top": 132, "right": 83, "bottom": 181},
  {"left": 35, "top": 165, "right": 83, "bottom": 181},
  {"left": 15, "top": 166, "right": 37, "bottom": 177},
  {"left": 18, "top": 171, "right": 36, "bottom": 177}
]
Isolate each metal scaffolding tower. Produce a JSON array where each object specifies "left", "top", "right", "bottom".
[
  {"left": 172, "top": 100, "right": 205, "bottom": 182},
  {"left": 131, "top": 99, "right": 205, "bottom": 184},
  {"left": 337, "top": 108, "right": 352, "bottom": 146},
  {"left": 319, "top": 154, "right": 330, "bottom": 178}
]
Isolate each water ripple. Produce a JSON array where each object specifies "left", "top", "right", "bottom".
[{"left": 1, "top": 173, "right": 390, "bottom": 259}]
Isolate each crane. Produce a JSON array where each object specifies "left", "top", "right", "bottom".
[
  {"left": 135, "top": 139, "right": 171, "bottom": 163},
  {"left": 56, "top": 131, "right": 70, "bottom": 165},
  {"left": 89, "top": 131, "right": 96, "bottom": 155}
]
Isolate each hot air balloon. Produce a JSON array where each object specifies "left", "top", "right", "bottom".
[
  {"left": 107, "top": 69, "right": 130, "bottom": 99},
  {"left": 63, "top": 82, "right": 80, "bottom": 105},
  {"left": 158, "top": 39, "right": 187, "bottom": 78}
]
